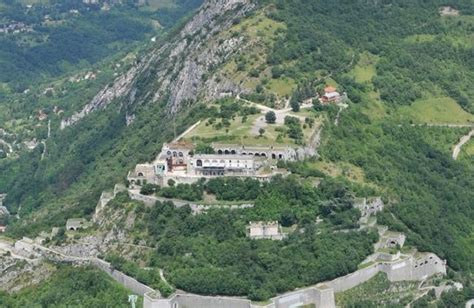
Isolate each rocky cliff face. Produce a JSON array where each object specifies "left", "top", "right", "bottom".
[{"left": 61, "top": 0, "right": 256, "bottom": 129}]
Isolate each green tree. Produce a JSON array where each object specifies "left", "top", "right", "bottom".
[{"left": 265, "top": 111, "right": 276, "bottom": 124}]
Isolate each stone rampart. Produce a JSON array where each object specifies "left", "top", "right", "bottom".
[
  {"left": 272, "top": 286, "right": 334, "bottom": 308},
  {"left": 90, "top": 258, "right": 154, "bottom": 296},
  {"left": 128, "top": 190, "right": 254, "bottom": 214},
  {"left": 380, "top": 253, "right": 446, "bottom": 282},
  {"left": 325, "top": 264, "right": 380, "bottom": 292},
  {"left": 144, "top": 293, "right": 252, "bottom": 308},
  {"left": 144, "top": 285, "right": 335, "bottom": 308}
]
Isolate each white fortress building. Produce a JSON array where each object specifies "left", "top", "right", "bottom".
[
  {"left": 248, "top": 221, "right": 285, "bottom": 240},
  {"left": 128, "top": 141, "right": 288, "bottom": 187}
]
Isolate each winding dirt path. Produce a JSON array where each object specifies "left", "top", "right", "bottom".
[
  {"left": 173, "top": 120, "right": 201, "bottom": 142},
  {"left": 452, "top": 129, "right": 474, "bottom": 160}
]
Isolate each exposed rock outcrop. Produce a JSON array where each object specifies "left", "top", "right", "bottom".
[{"left": 61, "top": 0, "right": 255, "bottom": 129}]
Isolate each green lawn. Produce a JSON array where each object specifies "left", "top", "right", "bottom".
[
  {"left": 184, "top": 111, "right": 320, "bottom": 147},
  {"left": 185, "top": 114, "right": 260, "bottom": 141},
  {"left": 397, "top": 96, "right": 474, "bottom": 124}
]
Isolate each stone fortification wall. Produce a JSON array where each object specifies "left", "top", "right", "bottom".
[
  {"left": 325, "top": 264, "right": 380, "bottom": 293},
  {"left": 144, "top": 293, "right": 252, "bottom": 308},
  {"left": 325, "top": 254, "right": 446, "bottom": 294},
  {"left": 380, "top": 253, "right": 446, "bottom": 282},
  {"left": 272, "top": 286, "right": 335, "bottom": 308},
  {"left": 14, "top": 240, "right": 154, "bottom": 297},
  {"left": 129, "top": 190, "right": 254, "bottom": 214},
  {"left": 90, "top": 258, "right": 154, "bottom": 296},
  {"left": 144, "top": 286, "right": 334, "bottom": 308},
  {"left": 172, "top": 294, "right": 252, "bottom": 308}
]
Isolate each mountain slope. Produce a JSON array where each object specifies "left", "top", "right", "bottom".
[{"left": 0, "top": 0, "right": 473, "bottom": 294}]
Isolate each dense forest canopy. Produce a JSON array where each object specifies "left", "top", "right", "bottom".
[
  {"left": 0, "top": 0, "right": 203, "bottom": 87},
  {"left": 268, "top": 0, "right": 474, "bottom": 111},
  {"left": 322, "top": 108, "right": 474, "bottom": 272},
  {"left": 106, "top": 176, "right": 378, "bottom": 301},
  {"left": 0, "top": 266, "right": 136, "bottom": 307}
]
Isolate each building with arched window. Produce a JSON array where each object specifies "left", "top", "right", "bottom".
[{"left": 189, "top": 155, "right": 261, "bottom": 176}]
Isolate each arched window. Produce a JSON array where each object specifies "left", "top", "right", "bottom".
[
  {"left": 218, "top": 150, "right": 223, "bottom": 154},
  {"left": 173, "top": 151, "right": 177, "bottom": 157},
  {"left": 272, "top": 153, "right": 276, "bottom": 159},
  {"left": 261, "top": 153, "right": 266, "bottom": 157},
  {"left": 196, "top": 159, "right": 203, "bottom": 167},
  {"left": 178, "top": 152, "right": 183, "bottom": 157},
  {"left": 138, "top": 172, "right": 144, "bottom": 177},
  {"left": 224, "top": 150, "right": 230, "bottom": 155},
  {"left": 278, "top": 154, "right": 283, "bottom": 159},
  {"left": 231, "top": 150, "right": 236, "bottom": 154},
  {"left": 167, "top": 151, "right": 172, "bottom": 156}
]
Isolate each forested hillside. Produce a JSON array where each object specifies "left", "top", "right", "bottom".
[
  {"left": 0, "top": 0, "right": 202, "bottom": 89},
  {"left": 0, "top": 0, "right": 473, "bottom": 303},
  {"left": 0, "top": 266, "right": 137, "bottom": 307}
]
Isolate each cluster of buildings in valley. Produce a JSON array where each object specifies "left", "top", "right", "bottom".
[{"left": 127, "top": 141, "right": 297, "bottom": 187}]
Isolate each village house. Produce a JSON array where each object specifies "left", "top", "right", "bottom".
[{"left": 320, "top": 86, "right": 341, "bottom": 104}]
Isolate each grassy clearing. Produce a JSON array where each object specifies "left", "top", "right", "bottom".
[
  {"left": 185, "top": 110, "right": 321, "bottom": 147},
  {"left": 361, "top": 94, "right": 387, "bottom": 120},
  {"left": 227, "top": 10, "right": 286, "bottom": 42},
  {"left": 308, "top": 160, "right": 368, "bottom": 184},
  {"left": 397, "top": 96, "right": 474, "bottom": 124},
  {"left": 266, "top": 77, "right": 296, "bottom": 97},
  {"left": 185, "top": 114, "right": 261, "bottom": 141},
  {"left": 348, "top": 52, "right": 378, "bottom": 83}
]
